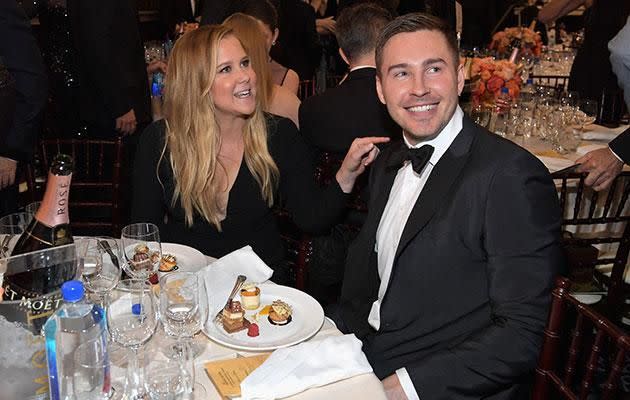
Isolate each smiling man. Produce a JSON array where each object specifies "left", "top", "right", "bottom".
[{"left": 332, "top": 13, "right": 565, "bottom": 400}]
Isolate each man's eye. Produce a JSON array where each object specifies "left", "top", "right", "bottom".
[
  {"left": 394, "top": 71, "right": 407, "bottom": 78},
  {"left": 219, "top": 65, "right": 231, "bottom": 73},
  {"left": 428, "top": 66, "right": 441, "bottom": 73}
]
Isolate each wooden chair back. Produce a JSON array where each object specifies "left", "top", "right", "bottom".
[
  {"left": 298, "top": 79, "right": 316, "bottom": 101},
  {"left": 33, "top": 137, "right": 125, "bottom": 237},
  {"left": 533, "top": 277, "right": 630, "bottom": 399},
  {"left": 551, "top": 170, "right": 630, "bottom": 321}
]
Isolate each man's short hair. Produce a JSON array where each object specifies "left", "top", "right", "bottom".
[
  {"left": 335, "top": 3, "right": 393, "bottom": 63},
  {"left": 375, "top": 13, "right": 459, "bottom": 76}
]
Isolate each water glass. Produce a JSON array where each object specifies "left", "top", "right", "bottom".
[
  {"left": 470, "top": 104, "right": 491, "bottom": 128},
  {"left": 0, "top": 212, "right": 30, "bottom": 235},
  {"left": 73, "top": 338, "right": 111, "bottom": 400},
  {"left": 107, "top": 279, "right": 158, "bottom": 399},
  {"left": 121, "top": 223, "right": 162, "bottom": 279},
  {"left": 145, "top": 351, "right": 187, "bottom": 400}
]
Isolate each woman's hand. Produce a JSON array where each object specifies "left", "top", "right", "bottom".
[{"left": 336, "top": 137, "right": 390, "bottom": 193}]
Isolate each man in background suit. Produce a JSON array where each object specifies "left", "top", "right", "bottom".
[
  {"left": 160, "top": 0, "right": 204, "bottom": 36},
  {"left": 67, "top": 0, "right": 150, "bottom": 138},
  {"left": 300, "top": 2, "right": 398, "bottom": 158},
  {"left": 333, "top": 13, "right": 564, "bottom": 399},
  {"left": 0, "top": 1, "right": 47, "bottom": 215}
]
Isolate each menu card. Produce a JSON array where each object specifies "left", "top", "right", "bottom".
[{"left": 204, "top": 354, "right": 270, "bottom": 399}]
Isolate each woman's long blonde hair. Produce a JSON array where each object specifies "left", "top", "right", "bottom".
[
  {"left": 162, "top": 25, "right": 279, "bottom": 230},
  {"left": 223, "top": 13, "right": 274, "bottom": 110}
]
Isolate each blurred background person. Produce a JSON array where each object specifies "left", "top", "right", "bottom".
[
  {"left": 242, "top": 0, "right": 300, "bottom": 94},
  {"left": 0, "top": 0, "right": 47, "bottom": 216}
]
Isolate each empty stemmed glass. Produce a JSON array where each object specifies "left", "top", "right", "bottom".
[
  {"left": 121, "top": 223, "right": 162, "bottom": 280},
  {"left": 574, "top": 99, "right": 598, "bottom": 132},
  {"left": 107, "top": 279, "right": 158, "bottom": 399},
  {"left": 159, "top": 272, "right": 207, "bottom": 397},
  {"left": 0, "top": 212, "right": 31, "bottom": 259},
  {"left": 80, "top": 237, "right": 122, "bottom": 308}
]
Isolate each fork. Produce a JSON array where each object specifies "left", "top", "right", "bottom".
[{"left": 214, "top": 274, "right": 247, "bottom": 323}]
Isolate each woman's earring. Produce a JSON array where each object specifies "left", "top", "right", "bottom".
[{"left": 272, "top": 40, "right": 276, "bottom": 46}]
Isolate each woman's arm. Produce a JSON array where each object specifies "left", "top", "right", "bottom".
[{"left": 537, "top": 0, "right": 588, "bottom": 24}]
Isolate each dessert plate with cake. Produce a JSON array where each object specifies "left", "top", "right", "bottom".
[
  {"left": 159, "top": 243, "right": 208, "bottom": 273},
  {"left": 203, "top": 283, "right": 324, "bottom": 351}
]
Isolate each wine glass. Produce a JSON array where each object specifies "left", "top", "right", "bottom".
[
  {"left": 121, "top": 223, "right": 162, "bottom": 280},
  {"left": 107, "top": 279, "right": 158, "bottom": 399},
  {"left": 159, "top": 272, "right": 207, "bottom": 396},
  {"left": 470, "top": 104, "right": 491, "bottom": 128},
  {"left": 80, "top": 237, "right": 122, "bottom": 308},
  {"left": 575, "top": 99, "right": 598, "bottom": 132}
]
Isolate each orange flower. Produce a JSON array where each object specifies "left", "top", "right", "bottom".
[{"left": 486, "top": 76, "right": 505, "bottom": 93}]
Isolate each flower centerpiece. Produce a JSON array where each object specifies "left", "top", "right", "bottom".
[
  {"left": 489, "top": 27, "right": 543, "bottom": 58},
  {"left": 469, "top": 57, "right": 522, "bottom": 106}
]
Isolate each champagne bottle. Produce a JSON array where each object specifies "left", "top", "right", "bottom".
[{"left": 3, "top": 154, "right": 76, "bottom": 304}]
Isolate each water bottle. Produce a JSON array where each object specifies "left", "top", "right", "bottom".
[
  {"left": 151, "top": 71, "right": 164, "bottom": 121},
  {"left": 490, "top": 87, "right": 512, "bottom": 137},
  {"left": 44, "top": 280, "right": 110, "bottom": 400},
  {"left": 520, "top": 79, "right": 536, "bottom": 107}
]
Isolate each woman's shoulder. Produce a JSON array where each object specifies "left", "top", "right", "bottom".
[
  {"left": 139, "top": 119, "right": 167, "bottom": 145},
  {"left": 269, "top": 85, "right": 300, "bottom": 126}
]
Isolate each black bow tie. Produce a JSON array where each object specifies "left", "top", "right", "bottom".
[{"left": 388, "top": 145, "right": 434, "bottom": 174}]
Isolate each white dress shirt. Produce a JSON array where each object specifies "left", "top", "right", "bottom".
[{"left": 370, "top": 106, "right": 464, "bottom": 400}]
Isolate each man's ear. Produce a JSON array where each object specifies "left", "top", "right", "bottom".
[
  {"left": 457, "top": 63, "right": 465, "bottom": 95},
  {"left": 339, "top": 48, "right": 350, "bottom": 66},
  {"left": 376, "top": 74, "right": 386, "bottom": 105}
]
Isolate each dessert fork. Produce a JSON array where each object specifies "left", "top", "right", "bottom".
[{"left": 214, "top": 274, "right": 246, "bottom": 323}]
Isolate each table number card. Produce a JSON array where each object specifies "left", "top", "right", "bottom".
[{"left": 204, "top": 354, "right": 270, "bottom": 399}]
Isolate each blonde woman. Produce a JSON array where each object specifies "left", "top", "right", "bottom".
[
  {"left": 224, "top": 13, "right": 300, "bottom": 127},
  {"left": 130, "top": 25, "right": 386, "bottom": 281}
]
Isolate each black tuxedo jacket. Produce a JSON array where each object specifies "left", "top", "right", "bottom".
[
  {"left": 299, "top": 67, "right": 399, "bottom": 157},
  {"left": 610, "top": 127, "right": 630, "bottom": 164},
  {"left": 339, "top": 116, "right": 564, "bottom": 399},
  {"left": 67, "top": 0, "right": 151, "bottom": 133}
]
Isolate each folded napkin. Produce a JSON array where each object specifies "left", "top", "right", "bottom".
[
  {"left": 198, "top": 246, "right": 274, "bottom": 317},
  {"left": 536, "top": 155, "right": 574, "bottom": 173},
  {"left": 240, "top": 334, "right": 373, "bottom": 400},
  {"left": 576, "top": 143, "right": 607, "bottom": 156},
  {"left": 581, "top": 124, "right": 629, "bottom": 141}
]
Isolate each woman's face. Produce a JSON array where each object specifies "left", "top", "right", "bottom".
[{"left": 211, "top": 35, "right": 257, "bottom": 125}]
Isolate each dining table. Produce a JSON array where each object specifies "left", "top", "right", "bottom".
[{"left": 107, "top": 254, "right": 388, "bottom": 400}]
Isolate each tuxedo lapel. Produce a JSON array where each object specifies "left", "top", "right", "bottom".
[{"left": 394, "top": 120, "right": 476, "bottom": 261}]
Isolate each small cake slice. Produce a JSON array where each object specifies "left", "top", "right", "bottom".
[
  {"left": 222, "top": 300, "right": 247, "bottom": 333},
  {"left": 268, "top": 300, "right": 292, "bottom": 326},
  {"left": 240, "top": 283, "right": 261, "bottom": 310}
]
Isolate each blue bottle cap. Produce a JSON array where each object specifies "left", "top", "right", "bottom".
[
  {"left": 526, "top": 78, "right": 533, "bottom": 85},
  {"left": 132, "top": 303, "right": 143, "bottom": 315},
  {"left": 501, "top": 87, "right": 509, "bottom": 94},
  {"left": 61, "top": 280, "right": 84, "bottom": 302}
]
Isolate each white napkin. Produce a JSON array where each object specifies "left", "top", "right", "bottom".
[
  {"left": 199, "top": 246, "right": 274, "bottom": 317},
  {"left": 576, "top": 143, "right": 607, "bottom": 156},
  {"left": 536, "top": 156, "right": 574, "bottom": 173},
  {"left": 581, "top": 124, "right": 629, "bottom": 141},
  {"left": 240, "top": 334, "right": 373, "bottom": 400}
]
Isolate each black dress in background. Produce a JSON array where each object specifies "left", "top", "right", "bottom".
[
  {"left": 130, "top": 115, "right": 348, "bottom": 281},
  {"left": 568, "top": 0, "right": 630, "bottom": 101},
  {"left": 36, "top": 0, "right": 86, "bottom": 137}
]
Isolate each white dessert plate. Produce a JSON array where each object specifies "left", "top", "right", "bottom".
[
  {"left": 160, "top": 242, "right": 208, "bottom": 273},
  {"left": 203, "top": 284, "right": 324, "bottom": 351},
  {"left": 570, "top": 293, "right": 602, "bottom": 305}
]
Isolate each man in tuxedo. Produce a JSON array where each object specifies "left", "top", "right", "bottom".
[
  {"left": 160, "top": 0, "right": 204, "bottom": 36},
  {"left": 0, "top": 1, "right": 47, "bottom": 215},
  {"left": 67, "top": 0, "right": 150, "bottom": 138},
  {"left": 575, "top": 17, "right": 630, "bottom": 191},
  {"left": 333, "top": 13, "right": 564, "bottom": 399},
  {"left": 300, "top": 2, "right": 398, "bottom": 158}
]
